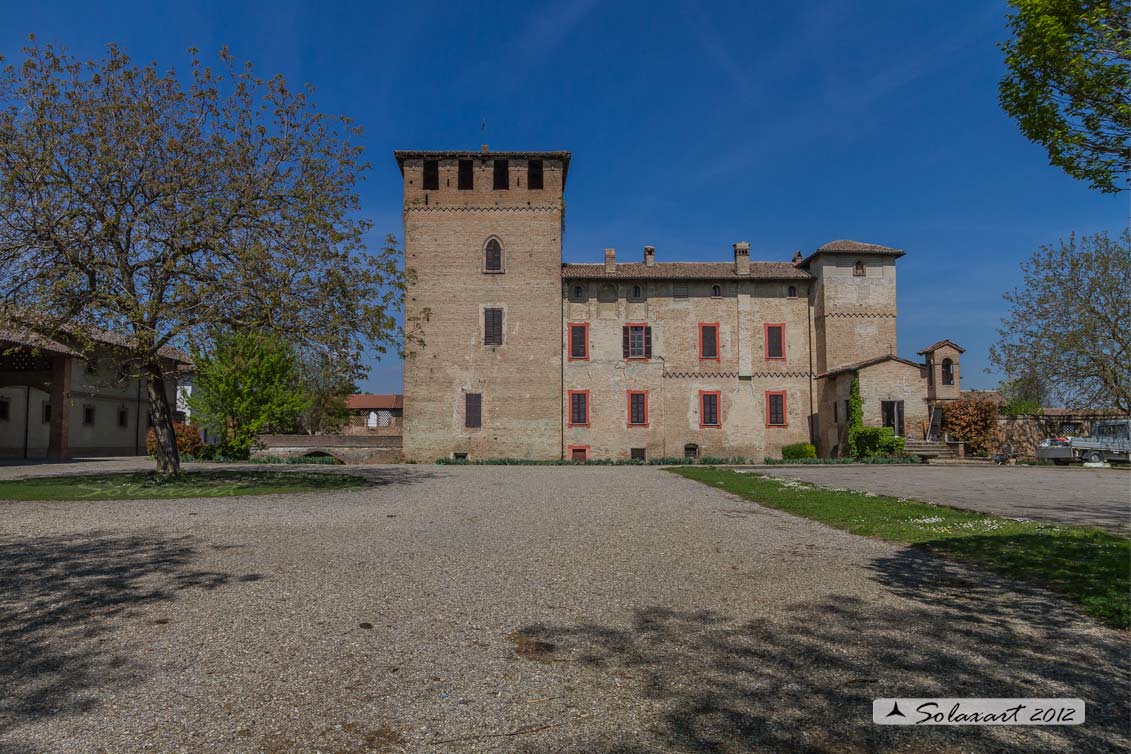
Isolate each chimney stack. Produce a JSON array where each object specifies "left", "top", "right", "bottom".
[
  {"left": 481, "top": 144, "right": 489, "bottom": 153},
  {"left": 643, "top": 245, "right": 656, "bottom": 267},
  {"left": 604, "top": 248, "right": 617, "bottom": 273},
  {"left": 792, "top": 250, "right": 803, "bottom": 264},
  {"left": 733, "top": 242, "right": 751, "bottom": 275}
]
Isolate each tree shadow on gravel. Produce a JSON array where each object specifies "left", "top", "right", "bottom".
[
  {"left": 513, "top": 549, "right": 1130, "bottom": 754},
  {"left": 0, "top": 531, "right": 249, "bottom": 752}
]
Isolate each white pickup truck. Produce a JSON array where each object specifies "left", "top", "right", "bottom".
[{"left": 1036, "top": 418, "right": 1131, "bottom": 465}]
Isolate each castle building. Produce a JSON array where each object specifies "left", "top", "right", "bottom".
[{"left": 396, "top": 148, "right": 961, "bottom": 462}]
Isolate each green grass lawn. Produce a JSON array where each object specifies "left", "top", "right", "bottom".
[
  {"left": 670, "top": 467, "right": 1131, "bottom": 630},
  {"left": 0, "top": 470, "right": 368, "bottom": 501}
]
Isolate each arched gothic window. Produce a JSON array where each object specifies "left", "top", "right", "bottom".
[
  {"left": 711, "top": 284, "right": 722, "bottom": 297},
  {"left": 484, "top": 238, "right": 503, "bottom": 272},
  {"left": 630, "top": 285, "right": 643, "bottom": 300},
  {"left": 853, "top": 260, "right": 866, "bottom": 277}
]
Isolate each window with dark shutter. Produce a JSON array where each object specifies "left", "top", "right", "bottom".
[
  {"left": 569, "top": 391, "right": 588, "bottom": 427},
  {"left": 834, "top": 401, "right": 838, "bottom": 423},
  {"left": 700, "top": 324, "right": 719, "bottom": 360},
  {"left": 765, "top": 324, "right": 785, "bottom": 359},
  {"left": 767, "top": 391, "right": 786, "bottom": 426},
  {"left": 458, "top": 159, "right": 474, "bottom": 190},
  {"left": 42, "top": 402, "right": 51, "bottom": 424},
  {"left": 493, "top": 159, "right": 509, "bottom": 190},
  {"left": 628, "top": 391, "right": 647, "bottom": 426},
  {"left": 569, "top": 324, "right": 588, "bottom": 360},
  {"left": 484, "top": 308, "right": 503, "bottom": 345},
  {"left": 0, "top": 398, "right": 8, "bottom": 422},
  {"left": 644, "top": 325, "right": 652, "bottom": 358},
  {"left": 528, "top": 159, "right": 544, "bottom": 189},
  {"left": 83, "top": 405, "right": 95, "bottom": 426},
  {"left": 423, "top": 160, "right": 439, "bottom": 190},
  {"left": 465, "top": 393, "right": 482, "bottom": 428},
  {"left": 700, "top": 392, "right": 720, "bottom": 427},
  {"left": 484, "top": 238, "right": 503, "bottom": 272},
  {"left": 118, "top": 408, "right": 128, "bottom": 428}
]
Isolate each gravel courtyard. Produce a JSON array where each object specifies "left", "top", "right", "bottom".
[{"left": 1, "top": 465, "right": 1127, "bottom": 753}]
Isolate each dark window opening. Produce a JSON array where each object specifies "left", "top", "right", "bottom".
[
  {"left": 942, "top": 358, "right": 955, "bottom": 385},
  {"left": 700, "top": 324, "right": 719, "bottom": 359},
  {"left": 630, "top": 447, "right": 646, "bottom": 461},
  {"left": 570, "top": 392, "right": 588, "bottom": 426},
  {"left": 766, "top": 325, "right": 785, "bottom": 359},
  {"left": 623, "top": 324, "right": 651, "bottom": 359},
  {"left": 528, "top": 159, "right": 544, "bottom": 190},
  {"left": 834, "top": 401, "right": 838, "bottom": 423},
  {"left": 0, "top": 398, "right": 9, "bottom": 422},
  {"left": 711, "top": 284, "right": 722, "bottom": 297},
  {"left": 630, "top": 284, "right": 643, "bottom": 300},
  {"left": 493, "top": 159, "right": 509, "bottom": 190},
  {"left": 853, "top": 260, "right": 866, "bottom": 277},
  {"left": 453, "top": 452, "right": 469, "bottom": 460},
  {"left": 787, "top": 285, "right": 797, "bottom": 298},
  {"left": 570, "top": 446, "right": 588, "bottom": 462},
  {"left": 701, "top": 393, "right": 720, "bottom": 427},
  {"left": 484, "top": 238, "right": 503, "bottom": 272},
  {"left": 844, "top": 400, "right": 850, "bottom": 423},
  {"left": 42, "top": 402, "right": 52, "bottom": 424},
  {"left": 571, "top": 285, "right": 585, "bottom": 300},
  {"left": 83, "top": 405, "right": 96, "bottom": 426},
  {"left": 484, "top": 308, "right": 504, "bottom": 345},
  {"left": 767, "top": 392, "right": 786, "bottom": 426},
  {"left": 117, "top": 408, "right": 128, "bottom": 428},
  {"left": 458, "top": 159, "right": 474, "bottom": 190},
  {"left": 422, "top": 160, "right": 439, "bottom": 190},
  {"left": 569, "top": 324, "right": 588, "bottom": 360},
  {"left": 673, "top": 282, "right": 688, "bottom": 299},
  {"left": 465, "top": 393, "right": 482, "bottom": 428},
  {"left": 882, "top": 400, "right": 905, "bottom": 437},
  {"left": 684, "top": 443, "right": 699, "bottom": 459},
  {"left": 629, "top": 392, "right": 647, "bottom": 426}
]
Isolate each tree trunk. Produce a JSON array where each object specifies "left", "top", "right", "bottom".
[{"left": 145, "top": 361, "right": 181, "bottom": 476}]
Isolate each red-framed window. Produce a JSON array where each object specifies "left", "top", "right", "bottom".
[
  {"left": 567, "top": 390, "right": 590, "bottom": 428},
  {"left": 764, "top": 323, "right": 785, "bottom": 360},
  {"left": 766, "top": 390, "right": 787, "bottom": 427},
  {"left": 626, "top": 390, "right": 649, "bottom": 427},
  {"left": 699, "top": 390, "right": 721, "bottom": 428},
  {"left": 698, "top": 322, "right": 720, "bottom": 361},
  {"left": 622, "top": 322, "right": 651, "bottom": 360},
  {"left": 568, "top": 322, "right": 589, "bottom": 361},
  {"left": 568, "top": 445, "right": 590, "bottom": 462}
]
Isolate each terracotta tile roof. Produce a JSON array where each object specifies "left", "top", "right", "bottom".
[
  {"left": 817, "top": 353, "right": 923, "bottom": 379},
  {"left": 917, "top": 339, "right": 966, "bottom": 355},
  {"left": 796, "top": 239, "right": 905, "bottom": 268},
  {"left": 346, "top": 394, "right": 403, "bottom": 411},
  {"left": 561, "top": 262, "right": 810, "bottom": 280},
  {"left": 0, "top": 327, "right": 191, "bottom": 364}
]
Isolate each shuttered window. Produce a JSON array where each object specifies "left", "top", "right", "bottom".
[
  {"left": 422, "top": 160, "right": 439, "bottom": 190},
  {"left": 766, "top": 391, "right": 787, "bottom": 427},
  {"left": 484, "top": 239, "right": 503, "bottom": 272},
  {"left": 568, "top": 391, "right": 589, "bottom": 427},
  {"left": 623, "top": 324, "right": 651, "bottom": 359},
  {"left": 628, "top": 391, "right": 648, "bottom": 426},
  {"left": 700, "top": 391, "right": 720, "bottom": 427},
  {"left": 528, "top": 159, "right": 544, "bottom": 189},
  {"left": 568, "top": 323, "right": 588, "bottom": 360},
  {"left": 465, "top": 393, "right": 482, "bottom": 428},
  {"left": 699, "top": 323, "right": 719, "bottom": 360},
  {"left": 765, "top": 324, "right": 785, "bottom": 360},
  {"left": 484, "top": 308, "right": 503, "bottom": 345}
]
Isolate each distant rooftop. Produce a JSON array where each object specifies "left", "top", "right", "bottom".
[
  {"left": 562, "top": 261, "right": 809, "bottom": 281},
  {"left": 796, "top": 239, "right": 905, "bottom": 268}
]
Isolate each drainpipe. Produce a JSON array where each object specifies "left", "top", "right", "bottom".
[{"left": 807, "top": 290, "right": 815, "bottom": 446}]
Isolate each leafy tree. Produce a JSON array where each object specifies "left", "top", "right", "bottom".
[
  {"left": 999, "top": 0, "right": 1131, "bottom": 193},
  {"left": 943, "top": 394, "right": 1003, "bottom": 455},
  {"left": 297, "top": 353, "right": 357, "bottom": 435},
  {"left": 990, "top": 229, "right": 1130, "bottom": 412},
  {"left": 187, "top": 332, "right": 310, "bottom": 458},
  {"left": 0, "top": 40, "right": 403, "bottom": 475}
]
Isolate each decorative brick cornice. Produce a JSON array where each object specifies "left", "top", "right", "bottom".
[
  {"left": 817, "top": 311, "right": 897, "bottom": 319},
  {"left": 404, "top": 204, "right": 560, "bottom": 213},
  {"left": 662, "top": 370, "right": 814, "bottom": 379}
]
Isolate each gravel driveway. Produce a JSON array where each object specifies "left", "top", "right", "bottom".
[
  {"left": 1, "top": 465, "right": 1127, "bottom": 753},
  {"left": 758, "top": 464, "right": 1131, "bottom": 532}
]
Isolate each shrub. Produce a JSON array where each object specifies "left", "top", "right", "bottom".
[
  {"left": 943, "top": 394, "right": 1002, "bottom": 455},
  {"left": 781, "top": 442, "right": 817, "bottom": 459},
  {"left": 850, "top": 426, "right": 905, "bottom": 457},
  {"left": 146, "top": 422, "right": 203, "bottom": 459}
]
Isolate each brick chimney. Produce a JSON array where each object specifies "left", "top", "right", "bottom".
[
  {"left": 604, "top": 248, "right": 617, "bottom": 273},
  {"left": 643, "top": 245, "right": 655, "bottom": 267},
  {"left": 733, "top": 242, "right": 751, "bottom": 275},
  {"left": 792, "top": 250, "right": 803, "bottom": 264}
]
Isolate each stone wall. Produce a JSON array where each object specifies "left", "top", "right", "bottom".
[{"left": 811, "top": 255, "right": 898, "bottom": 375}]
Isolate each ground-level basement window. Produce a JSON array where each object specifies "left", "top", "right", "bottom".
[
  {"left": 630, "top": 448, "right": 646, "bottom": 461},
  {"left": 684, "top": 443, "right": 699, "bottom": 459},
  {"left": 452, "top": 452, "right": 468, "bottom": 460}
]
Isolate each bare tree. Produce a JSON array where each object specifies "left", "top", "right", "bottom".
[
  {"left": 0, "top": 40, "right": 402, "bottom": 474},
  {"left": 990, "top": 229, "right": 1130, "bottom": 412}
]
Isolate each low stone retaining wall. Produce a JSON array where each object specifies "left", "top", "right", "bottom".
[{"left": 253, "top": 434, "right": 402, "bottom": 464}]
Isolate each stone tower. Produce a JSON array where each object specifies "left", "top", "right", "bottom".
[
  {"left": 798, "top": 240, "right": 905, "bottom": 375},
  {"left": 396, "top": 149, "right": 570, "bottom": 462}
]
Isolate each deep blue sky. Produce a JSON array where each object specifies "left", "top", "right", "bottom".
[{"left": 3, "top": 1, "right": 1125, "bottom": 393}]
